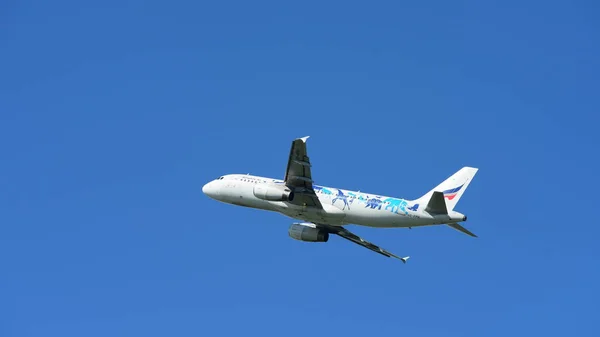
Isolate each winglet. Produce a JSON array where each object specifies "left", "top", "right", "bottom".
[
  {"left": 299, "top": 136, "right": 310, "bottom": 143},
  {"left": 401, "top": 256, "right": 410, "bottom": 263}
]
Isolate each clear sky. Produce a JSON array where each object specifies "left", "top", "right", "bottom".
[{"left": 1, "top": 1, "right": 599, "bottom": 336}]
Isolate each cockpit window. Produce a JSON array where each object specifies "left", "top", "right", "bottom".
[{"left": 218, "top": 176, "right": 224, "bottom": 180}]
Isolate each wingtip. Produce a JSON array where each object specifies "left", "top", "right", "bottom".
[
  {"left": 401, "top": 256, "right": 410, "bottom": 263},
  {"left": 299, "top": 136, "right": 310, "bottom": 143}
]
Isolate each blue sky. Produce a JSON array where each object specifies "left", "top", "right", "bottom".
[{"left": 1, "top": 0, "right": 599, "bottom": 336}]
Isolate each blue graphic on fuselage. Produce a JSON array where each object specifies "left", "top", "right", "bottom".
[
  {"left": 311, "top": 184, "right": 419, "bottom": 216},
  {"left": 407, "top": 203, "right": 419, "bottom": 211},
  {"left": 313, "top": 185, "right": 333, "bottom": 197},
  {"left": 347, "top": 192, "right": 357, "bottom": 206},
  {"left": 332, "top": 189, "right": 350, "bottom": 210},
  {"left": 383, "top": 198, "right": 409, "bottom": 215},
  {"left": 365, "top": 197, "right": 383, "bottom": 210}
]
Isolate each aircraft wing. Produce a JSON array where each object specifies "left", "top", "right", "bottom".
[
  {"left": 319, "top": 224, "right": 410, "bottom": 263},
  {"left": 284, "top": 136, "right": 322, "bottom": 208}
]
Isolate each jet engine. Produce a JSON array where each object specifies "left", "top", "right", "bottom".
[
  {"left": 288, "top": 223, "right": 329, "bottom": 242},
  {"left": 253, "top": 183, "right": 294, "bottom": 202}
]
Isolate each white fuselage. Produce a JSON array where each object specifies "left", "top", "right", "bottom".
[{"left": 203, "top": 174, "right": 466, "bottom": 228}]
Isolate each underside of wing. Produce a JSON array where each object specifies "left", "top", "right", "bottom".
[
  {"left": 284, "top": 136, "right": 322, "bottom": 208},
  {"left": 318, "top": 224, "right": 410, "bottom": 263}
]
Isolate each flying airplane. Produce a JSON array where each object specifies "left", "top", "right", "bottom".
[{"left": 202, "top": 136, "right": 479, "bottom": 263}]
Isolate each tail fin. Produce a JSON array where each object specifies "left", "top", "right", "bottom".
[{"left": 415, "top": 167, "right": 478, "bottom": 212}]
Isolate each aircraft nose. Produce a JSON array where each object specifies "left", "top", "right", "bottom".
[
  {"left": 202, "top": 181, "right": 218, "bottom": 198},
  {"left": 202, "top": 182, "right": 212, "bottom": 195}
]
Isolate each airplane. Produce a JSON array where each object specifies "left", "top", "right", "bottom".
[{"left": 202, "top": 136, "right": 479, "bottom": 263}]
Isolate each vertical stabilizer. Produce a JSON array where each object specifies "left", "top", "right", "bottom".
[{"left": 416, "top": 167, "right": 478, "bottom": 212}]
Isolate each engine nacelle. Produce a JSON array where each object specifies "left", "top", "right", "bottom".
[
  {"left": 253, "top": 183, "right": 294, "bottom": 202},
  {"left": 288, "top": 223, "right": 329, "bottom": 242}
]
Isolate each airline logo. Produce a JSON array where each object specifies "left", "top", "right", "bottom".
[{"left": 442, "top": 184, "right": 464, "bottom": 200}]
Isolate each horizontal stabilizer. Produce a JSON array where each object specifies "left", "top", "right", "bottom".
[
  {"left": 425, "top": 191, "right": 448, "bottom": 215},
  {"left": 447, "top": 223, "right": 477, "bottom": 237}
]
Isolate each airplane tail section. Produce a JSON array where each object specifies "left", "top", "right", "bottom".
[{"left": 416, "top": 167, "right": 478, "bottom": 212}]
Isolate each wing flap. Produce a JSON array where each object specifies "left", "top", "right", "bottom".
[
  {"left": 284, "top": 136, "right": 321, "bottom": 208},
  {"left": 293, "top": 159, "right": 311, "bottom": 167},
  {"left": 288, "top": 175, "right": 313, "bottom": 183}
]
